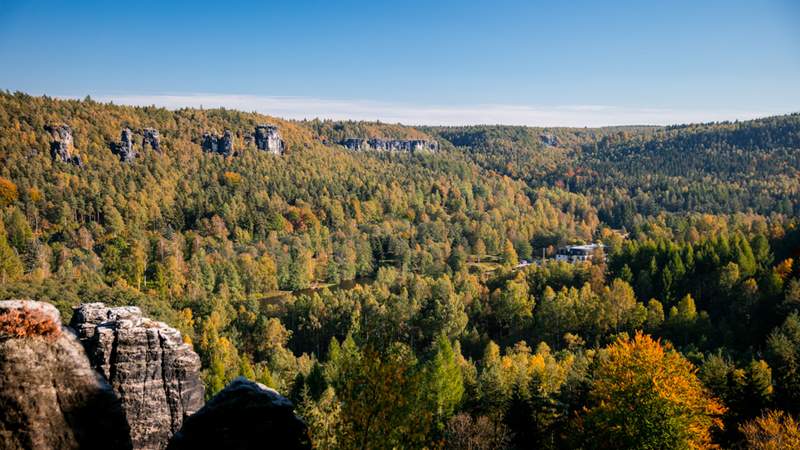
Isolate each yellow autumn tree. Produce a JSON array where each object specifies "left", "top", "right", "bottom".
[
  {"left": 0, "top": 176, "right": 18, "bottom": 207},
  {"left": 582, "top": 332, "right": 726, "bottom": 449},
  {"left": 740, "top": 410, "right": 800, "bottom": 450},
  {"left": 223, "top": 171, "right": 242, "bottom": 186}
]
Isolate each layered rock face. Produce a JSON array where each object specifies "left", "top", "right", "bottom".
[
  {"left": 341, "top": 137, "right": 439, "bottom": 153},
  {"left": 0, "top": 300, "right": 132, "bottom": 450},
  {"left": 254, "top": 124, "right": 284, "bottom": 155},
  {"left": 167, "top": 377, "right": 310, "bottom": 450},
  {"left": 142, "top": 128, "right": 161, "bottom": 152},
  {"left": 45, "top": 124, "right": 83, "bottom": 166},
  {"left": 70, "top": 303, "right": 204, "bottom": 450}
]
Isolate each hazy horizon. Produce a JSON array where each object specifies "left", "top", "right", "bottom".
[{"left": 36, "top": 92, "right": 793, "bottom": 128}]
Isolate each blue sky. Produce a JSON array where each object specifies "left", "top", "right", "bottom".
[{"left": 1, "top": 0, "right": 798, "bottom": 126}]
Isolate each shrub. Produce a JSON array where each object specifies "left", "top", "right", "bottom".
[{"left": 0, "top": 307, "right": 61, "bottom": 340}]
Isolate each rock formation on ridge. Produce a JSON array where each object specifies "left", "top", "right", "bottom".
[
  {"left": 201, "top": 132, "right": 219, "bottom": 153},
  {"left": 112, "top": 128, "right": 162, "bottom": 161},
  {"left": 539, "top": 133, "right": 559, "bottom": 147},
  {"left": 201, "top": 130, "right": 235, "bottom": 156},
  {"left": 254, "top": 124, "right": 284, "bottom": 155},
  {"left": 340, "top": 137, "right": 438, "bottom": 153},
  {"left": 142, "top": 128, "right": 162, "bottom": 152},
  {"left": 219, "top": 130, "right": 234, "bottom": 156},
  {"left": 113, "top": 128, "right": 138, "bottom": 162},
  {"left": 45, "top": 124, "right": 83, "bottom": 166}
]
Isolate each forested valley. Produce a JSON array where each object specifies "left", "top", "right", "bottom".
[{"left": 1, "top": 91, "right": 800, "bottom": 448}]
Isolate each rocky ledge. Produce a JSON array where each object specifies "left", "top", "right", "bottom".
[{"left": 167, "top": 377, "right": 311, "bottom": 450}]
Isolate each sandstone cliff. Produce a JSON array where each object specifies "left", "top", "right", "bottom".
[
  {"left": 254, "top": 124, "right": 284, "bottom": 155},
  {"left": 70, "top": 303, "right": 204, "bottom": 450}
]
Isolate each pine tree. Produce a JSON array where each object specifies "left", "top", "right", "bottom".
[
  {"left": 0, "top": 221, "right": 23, "bottom": 283},
  {"left": 425, "top": 335, "right": 465, "bottom": 431}
]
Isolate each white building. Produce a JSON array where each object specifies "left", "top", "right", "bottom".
[{"left": 555, "top": 243, "right": 605, "bottom": 263}]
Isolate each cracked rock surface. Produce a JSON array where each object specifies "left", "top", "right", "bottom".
[{"left": 70, "top": 303, "right": 204, "bottom": 450}]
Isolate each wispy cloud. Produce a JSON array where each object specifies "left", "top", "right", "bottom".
[{"left": 80, "top": 93, "right": 783, "bottom": 127}]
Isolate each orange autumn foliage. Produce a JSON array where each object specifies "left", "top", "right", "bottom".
[
  {"left": 740, "top": 410, "right": 800, "bottom": 450},
  {"left": 223, "top": 171, "right": 242, "bottom": 186},
  {"left": 0, "top": 307, "right": 61, "bottom": 341},
  {"left": 0, "top": 176, "right": 18, "bottom": 207},
  {"left": 583, "top": 332, "right": 726, "bottom": 449}
]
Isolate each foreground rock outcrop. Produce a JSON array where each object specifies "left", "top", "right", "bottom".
[
  {"left": 2, "top": 301, "right": 309, "bottom": 449},
  {"left": 340, "top": 137, "right": 439, "bottom": 153},
  {"left": 70, "top": 303, "right": 204, "bottom": 450},
  {"left": 0, "top": 300, "right": 131, "bottom": 450},
  {"left": 167, "top": 377, "right": 310, "bottom": 450}
]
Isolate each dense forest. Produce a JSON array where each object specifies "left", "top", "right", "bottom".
[{"left": 1, "top": 91, "right": 800, "bottom": 448}]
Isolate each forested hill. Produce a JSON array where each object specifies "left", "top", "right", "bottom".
[
  {"left": 0, "top": 90, "right": 599, "bottom": 310},
  {"left": 428, "top": 114, "right": 800, "bottom": 226},
  {"left": 2, "top": 92, "right": 800, "bottom": 449},
  {"left": 583, "top": 114, "right": 800, "bottom": 182}
]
